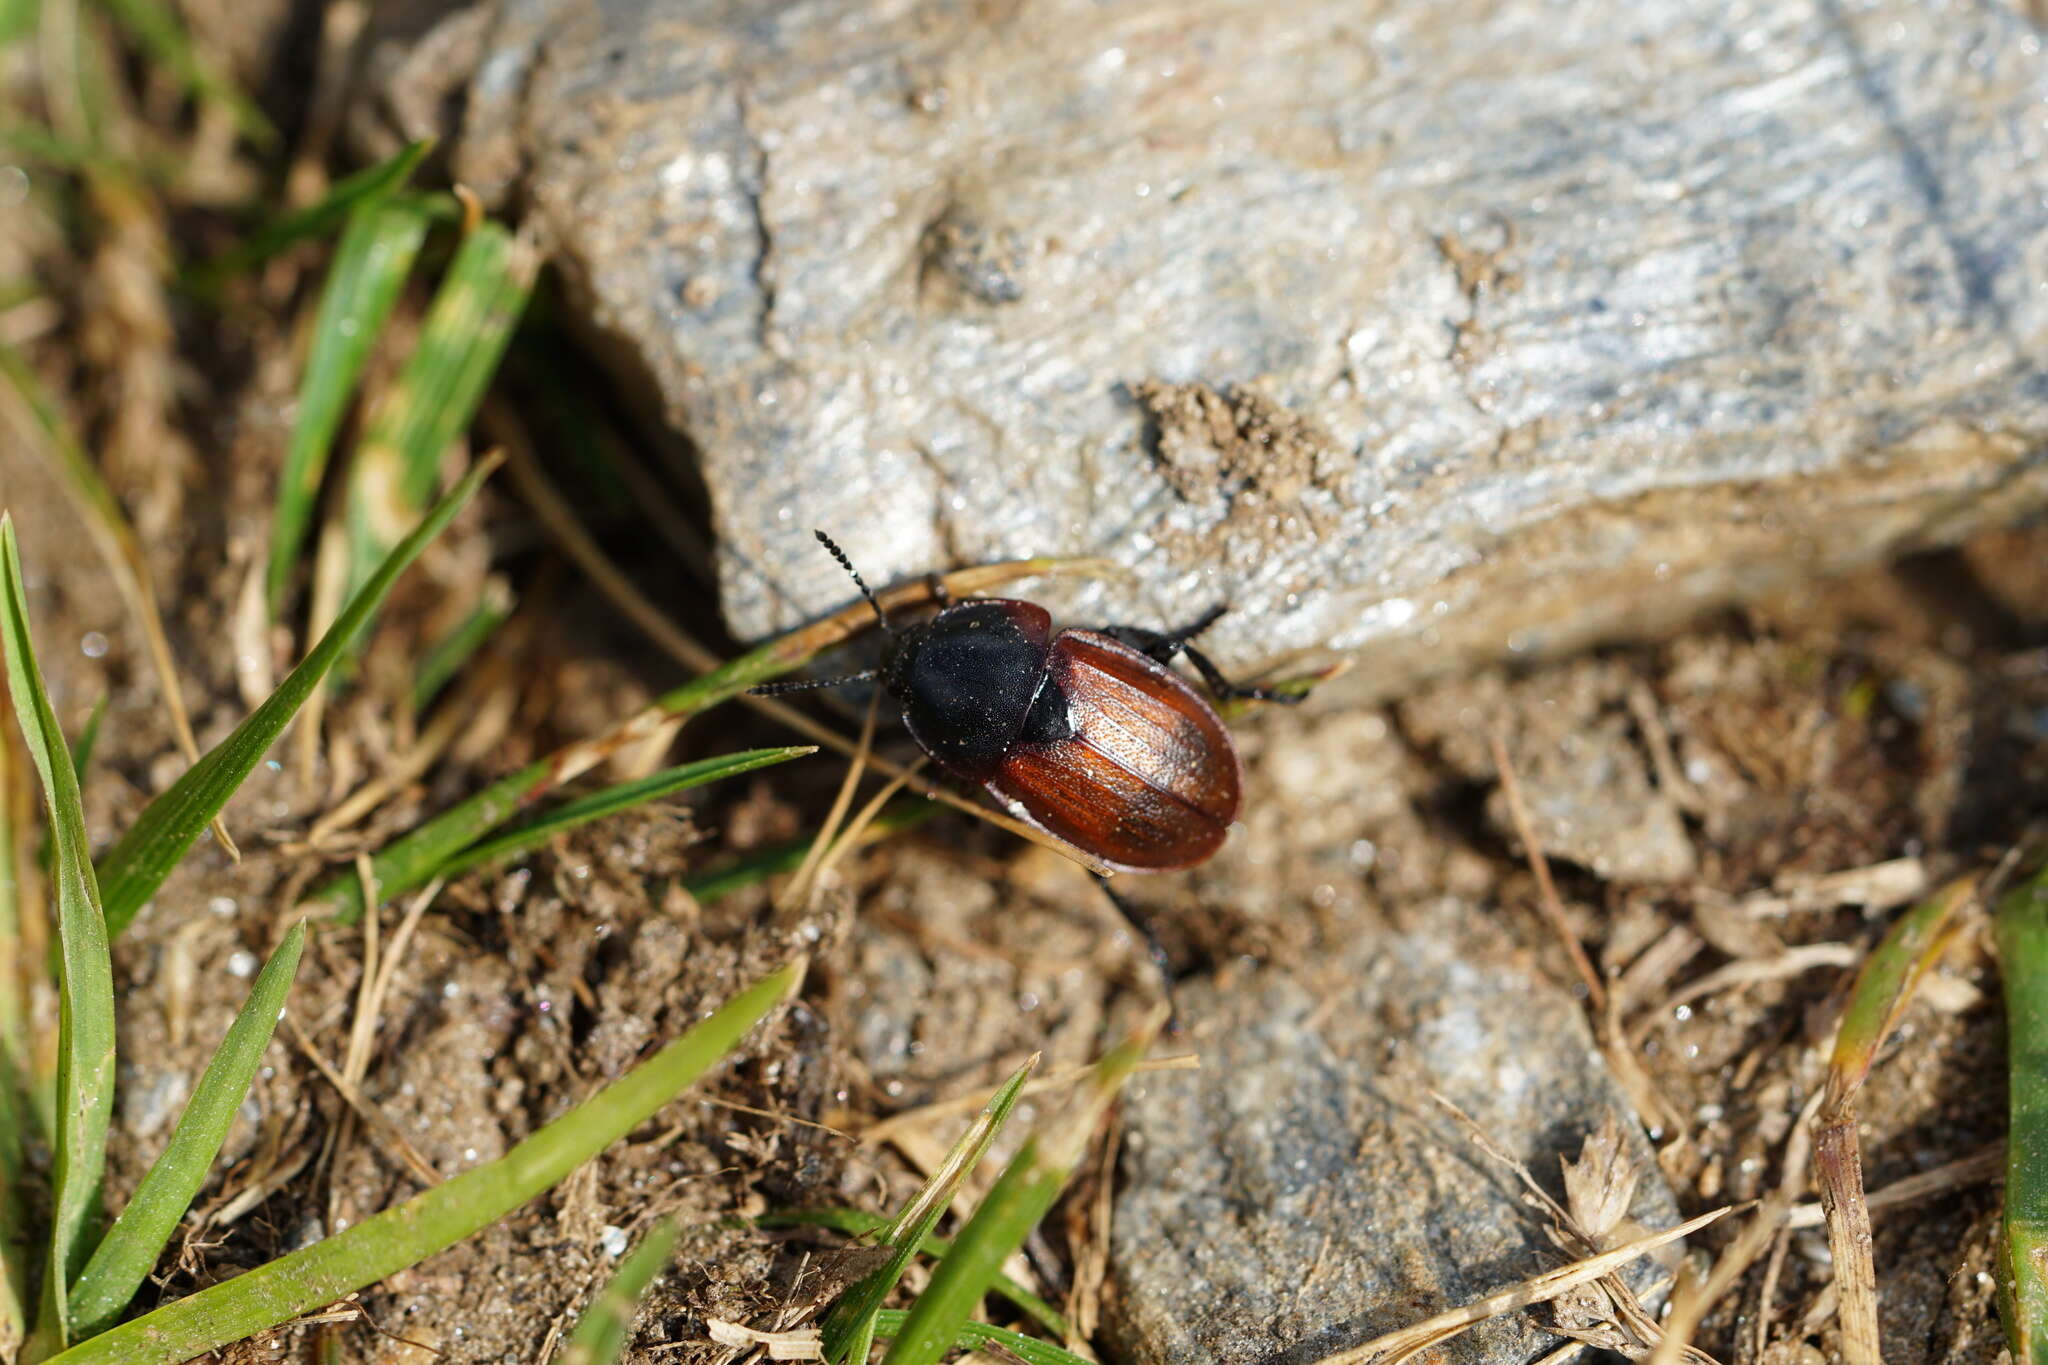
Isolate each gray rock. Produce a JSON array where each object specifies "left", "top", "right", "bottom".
[
  {"left": 376, "top": 0, "right": 2048, "bottom": 697},
  {"left": 1107, "top": 900, "right": 1681, "bottom": 1364}
]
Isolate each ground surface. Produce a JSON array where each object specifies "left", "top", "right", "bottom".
[
  {"left": 3, "top": 9, "right": 2046, "bottom": 1360},
  {"left": 7, "top": 415, "right": 2043, "bottom": 1362}
]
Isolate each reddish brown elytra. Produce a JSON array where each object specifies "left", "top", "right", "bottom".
[{"left": 752, "top": 532, "right": 1299, "bottom": 872}]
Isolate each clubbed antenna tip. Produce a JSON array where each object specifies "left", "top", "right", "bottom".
[{"left": 815, "top": 529, "right": 888, "bottom": 632}]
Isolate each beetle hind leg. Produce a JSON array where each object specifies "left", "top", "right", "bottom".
[
  {"left": 1180, "top": 643, "right": 1306, "bottom": 706},
  {"left": 1092, "top": 873, "right": 1181, "bottom": 1026},
  {"left": 1100, "top": 603, "right": 1228, "bottom": 666},
  {"left": 1103, "top": 605, "right": 1302, "bottom": 705}
]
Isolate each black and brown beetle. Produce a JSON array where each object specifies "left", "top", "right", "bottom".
[{"left": 754, "top": 532, "right": 1299, "bottom": 872}]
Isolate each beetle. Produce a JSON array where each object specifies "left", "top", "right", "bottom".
[{"left": 753, "top": 531, "right": 1300, "bottom": 872}]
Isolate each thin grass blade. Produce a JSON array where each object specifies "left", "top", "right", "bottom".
[
  {"left": 0, "top": 340, "right": 220, "bottom": 852},
  {"left": 266, "top": 197, "right": 432, "bottom": 614},
  {"left": 0, "top": 0, "right": 32, "bottom": 46},
  {"left": 555, "top": 1216, "right": 683, "bottom": 1365},
  {"left": 752, "top": 1210, "right": 1066, "bottom": 1337},
  {"left": 304, "top": 553, "right": 1104, "bottom": 924},
  {"left": 42, "top": 957, "right": 804, "bottom": 1365},
  {"left": 870, "top": 1310, "right": 1093, "bottom": 1365},
  {"left": 1999, "top": 858, "right": 2048, "bottom": 1364},
  {"left": 94, "top": 455, "right": 500, "bottom": 937},
  {"left": 36, "top": 694, "right": 104, "bottom": 875},
  {"left": 0, "top": 694, "right": 31, "bottom": 1350},
  {"left": 0, "top": 519, "right": 116, "bottom": 1359},
  {"left": 1813, "top": 873, "right": 1977, "bottom": 1365},
  {"left": 411, "top": 576, "right": 514, "bottom": 711},
  {"left": 684, "top": 802, "right": 937, "bottom": 905},
  {"left": 879, "top": 1012, "right": 1162, "bottom": 1365},
  {"left": 189, "top": 139, "right": 434, "bottom": 285},
  {"left": 1825, "top": 874, "right": 1976, "bottom": 1113},
  {"left": 67, "top": 919, "right": 306, "bottom": 1339},
  {"left": 436, "top": 747, "right": 816, "bottom": 883},
  {"left": 300, "top": 643, "right": 814, "bottom": 924},
  {"left": 820, "top": 1056, "right": 1039, "bottom": 1363},
  {"left": 342, "top": 220, "right": 535, "bottom": 598},
  {"left": 91, "top": 0, "right": 273, "bottom": 144}
]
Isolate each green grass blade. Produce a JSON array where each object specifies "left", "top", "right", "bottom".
[
  {"left": 436, "top": 747, "right": 816, "bottom": 883},
  {"left": 266, "top": 198, "right": 433, "bottom": 614},
  {"left": 820, "top": 1057, "right": 1038, "bottom": 1363},
  {"left": 301, "top": 551, "right": 1107, "bottom": 923},
  {"left": 878, "top": 1016, "right": 1160, "bottom": 1365},
  {"left": 66, "top": 920, "right": 306, "bottom": 1340},
  {"left": 555, "top": 1216, "right": 683, "bottom": 1365},
  {"left": 411, "top": 577, "right": 514, "bottom": 711},
  {"left": 189, "top": 140, "right": 434, "bottom": 285},
  {"left": 43, "top": 958, "right": 805, "bottom": 1365},
  {"left": 1826, "top": 875, "right": 1976, "bottom": 1112},
  {"left": 342, "top": 221, "right": 535, "bottom": 598},
  {"left": 90, "top": 0, "right": 273, "bottom": 145},
  {"left": 869, "top": 1310, "right": 1093, "bottom": 1365},
  {"left": 0, "top": 0, "right": 34, "bottom": 46},
  {"left": 1999, "top": 859, "right": 2048, "bottom": 1364},
  {"left": 0, "top": 520, "right": 117, "bottom": 1358},
  {"left": 94, "top": 456, "right": 499, "bottom": 938},
  {"left": 66, "top": 695, "right": 105, "bottom": 780},
  {"left": 303, "top": 624, "right": 854, "bottom": 924},
  {"left": 0, "top": 688, "right": 33, "bottom": 1348},
  {"left": 36, "top": 694, "right": 105, "bottom": 875},
  {"left": 752, "top": 1210, "right": 1066, "bottom": 1337},
  {"left": 306, "top": 755, "right": 552, "bottom": 921},
  {"left": 683, "top": 802, "right": 938, "bottom": 905}
]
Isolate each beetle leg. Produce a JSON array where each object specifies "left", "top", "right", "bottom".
[
  {"left": 1091, "top": 873, "right": 1181, "bottom": 1027},
  {"left": 924, "top": 572, "right": 953, "bottom": 608},
  {"left": 1179, "top": 643, "right": 1306, "bottom": 706},
  {"left": 1105, "top": 606, "right": 1303, "bottom": 705},
  {"left": 1101, "top": 604, "right": 1230, "bottom": 665}
]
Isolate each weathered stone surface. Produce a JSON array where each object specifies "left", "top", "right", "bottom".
[
  {"left": 374, "top": 0, "right": 2048, "bottom": 698},
  {"left": 1107, "top": 900, "right": 1680, "bottom": 1364}
]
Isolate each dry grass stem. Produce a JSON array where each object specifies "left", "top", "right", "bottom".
[
  {"left": 286, "top": 1016, "right": 439, "bottom": 1188},
  {"left": 809, "top": 757, "right": 928, "bottom": 898},
  {"left": 781, "top": 692, "right": 881, "bottom": 913},
  {"left": 1628, "top": 943, "right": 1860, "bottom": 1047},
  {"left": 1751, "top": 1083, "right": 1831, "bottom": 1359},
  {"left": 857, "top": 1055, "right": 1200, "bottom": 1149},
  {"left": 705, "top": 1319, "right": 823, "bottom": 1359},
  {"left": 1783, "top": 1144, "right": 2003, "bottom": 1229},
  {"left": 1313, "top": 1205, "right": 1737, "bottom": 1365},
  {"left": 493, "top": 405, "right": 721, "bottom": 673},
  {"left": 1488, "top": 727, "right": 1605, "bottom": 1008},
  {"left": 3, "top": 349, "right": 235, "bottom": 856},
  {"left": 296, "top": 514, "right": 351, "bottom": 800},
  {"left": 306, "top": 627, "right": 524, "bottom": 845},
  {"left": 1645, "top": 1190, "right": 1789, "bottom": 1365}
]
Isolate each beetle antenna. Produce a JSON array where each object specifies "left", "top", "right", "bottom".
[
  {"left": 815, "top": 530, "right": 889, "bottom": 632},
  {"left": 750, "top": 669, "right": 879, "bottom": 697}
]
